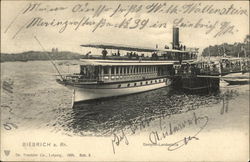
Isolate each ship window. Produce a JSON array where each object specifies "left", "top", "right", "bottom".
[
  {"left": 80, "top": 66, "right": 87, "bottom": 75},
  {"left": 116, "top": 67, "right": 119, "bottom": 74},
  {"left": 155, "top": 80, "right": 157, "bottom": 83},
  {"left": 103, "top": 66, "right": 109, "bottom": 74},
  {"left": 127, "top": 83, "right": 130, "bottom": 87},
  {"left": 140, "top": 82, "right": 143, "bottom": 85},
  {"left": 122, "top": 67, "right": 125, "bottom": 74},
  {"left": 146, "top": 81, "right": 148, "bottom": 84},
  {"left": 118, "top": 84, "right": 121, "bottom": 88},
  {"left": 111, "top": 66, "right": 115, "bottom": 74},
  {"left": 151, "top": 80, "right": 153, "bottom": 84},
  {"left": 134, "top": 83, "right": 137, "bottom": 86}
]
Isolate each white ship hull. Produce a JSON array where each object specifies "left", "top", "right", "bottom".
[{"left": 72, "top": 78, "right": 171, "bottom": 103}]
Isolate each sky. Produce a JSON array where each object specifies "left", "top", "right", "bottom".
[{"left": 1, "top": 1, "right": 249, "bottom": 54}]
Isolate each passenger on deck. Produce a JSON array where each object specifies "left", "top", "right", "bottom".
[
  {"left": 191, "top": 65, "right": 196, "bottom": 75},
  {"left": 85, "top": 51, "right": 91, "bottom": 56},
  {"left": 152, "top": 52, "right": 158, "bottom": 60},
  {"left": 195, "top": 66, "right": 201, "bottom": 75},
  {"left": 170, "top": 66, "right": 175, "bottom": 75},
  {"left": 102, "top": 48, "right": 108, "bottom": 58},
  {"left": 129, "top": 52, "right": 133, "bottom": 59}
]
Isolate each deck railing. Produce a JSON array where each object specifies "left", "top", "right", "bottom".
[{"left": 63, "top": 72, "right": 163, "bottom": 83}]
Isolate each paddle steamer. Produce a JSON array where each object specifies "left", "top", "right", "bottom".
[{"left": 57, "top": 28, "right": 198, "bottom": 103}]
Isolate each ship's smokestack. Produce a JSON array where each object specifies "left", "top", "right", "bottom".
[{"left": 172, "top": 27, "right": 179, "bottom": 50}]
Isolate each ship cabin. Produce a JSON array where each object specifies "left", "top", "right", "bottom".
[
  {"left": 65, "top": 60, "right": 176, "bottom": 84},
  {"left": 63, "top": 43, "right": 197, "bottom": 84}
]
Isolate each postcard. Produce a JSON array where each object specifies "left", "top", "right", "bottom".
[{"left": 1, "top": 0, "right": 249, "bottom": 161}]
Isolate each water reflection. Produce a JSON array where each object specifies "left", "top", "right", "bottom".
[{"left": 52, "top": 87, "right": 238, "bottom": 136}]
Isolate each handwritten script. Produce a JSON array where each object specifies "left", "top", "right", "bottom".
[
  {"left": 144, "top": 112, "right": 209, "bottom": 151},
  {"left": 1, "top": 79, "right": 18, "bottom": 130},
  {"left": 111, "top": 129, "right": 129, "bottom": 154},
  {"left": 4, "top": 2, "right": 248, "bottom": 39}
]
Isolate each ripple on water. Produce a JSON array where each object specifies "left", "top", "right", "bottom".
[{"left": 49, "top": 87, "right": 239, "bottom": 136}]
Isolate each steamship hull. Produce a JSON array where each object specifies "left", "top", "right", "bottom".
[
  {"left": 56, "top": 27, "right": 197, "bottom": 104},
  {"left": 71, "top": 78, "right": 171, "bottom": 103}
]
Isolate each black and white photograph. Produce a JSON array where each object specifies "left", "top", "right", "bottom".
[{"left": 0, "top": 0, "right": 249, "bottom": 161}]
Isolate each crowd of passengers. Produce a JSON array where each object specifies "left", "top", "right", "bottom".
[
  {"left": 173, "top": 60, "right": 249, "bottom": 76},
  {"left": 173, "top": 63, "right": 220, "bottom": 76},
  {"left": 100, "top": 49, "right": 195, "bottom": 60},
  {"left": 220, "top": 59, "right": 249, "bottom": 73}
]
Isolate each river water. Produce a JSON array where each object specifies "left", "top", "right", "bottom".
[{"left": 0, "top": 61, "right": 248, "bottom": 136}]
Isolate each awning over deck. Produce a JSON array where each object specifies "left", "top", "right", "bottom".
[{"left": 80, "top": 43, "right": 189, "bottom": 53}]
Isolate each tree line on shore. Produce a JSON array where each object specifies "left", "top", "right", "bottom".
[
  {"left": 0, "top": 51, "right": 82, "bottom": 62},
  {"left": 202, "top": 35, "right": 250, "bottom": 57}
]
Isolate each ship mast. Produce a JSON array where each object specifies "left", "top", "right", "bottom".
[{"left": 34, "top": 36, "right": 63, "bottom": 80}]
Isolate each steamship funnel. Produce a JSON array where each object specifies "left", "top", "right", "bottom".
[{"left": 172, "top": 27, "right": 180, "bottom": 49}]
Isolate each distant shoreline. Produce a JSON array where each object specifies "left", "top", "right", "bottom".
[
  {"left": 0, "top": 51, "right": 82, "bottom": 62},
  {"left": 0, "top": 59, "right": 81, "bottom": 63}
]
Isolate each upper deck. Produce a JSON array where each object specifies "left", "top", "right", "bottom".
[{"left": 80, "top": 43, "right": 198, "bottom": 64}]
